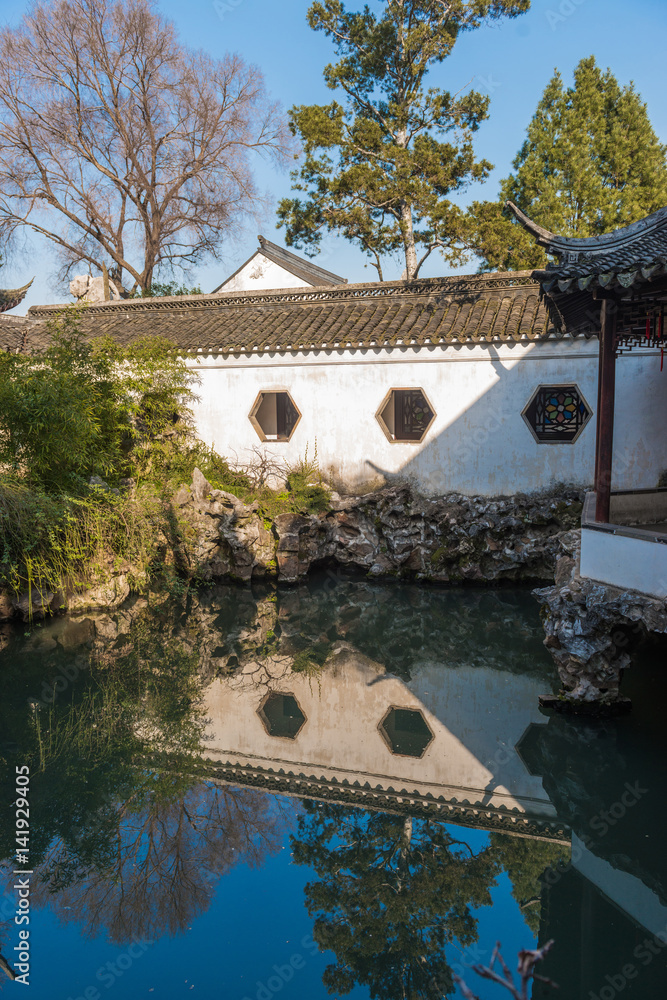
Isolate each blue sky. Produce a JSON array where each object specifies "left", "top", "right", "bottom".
[{"left": 2, "top": 0, "right": 667, "bottom": 311}]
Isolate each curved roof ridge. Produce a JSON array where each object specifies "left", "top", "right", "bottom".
[
  {"left": 0, "top": 277, "right": 34, "bottom": 314},
  {"left": 506, "top": 199, "right": 667, "bottom": 258}
]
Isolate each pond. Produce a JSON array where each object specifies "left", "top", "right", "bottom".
[{"left": 0, "top": 574, "right": 665, "bottom": 999}]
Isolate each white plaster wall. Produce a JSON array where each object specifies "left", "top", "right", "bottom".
[
  {"left": 215, "top": 253, "right": 314, "bottom": 293},
  {"left": 580, "top": 528, "right": 667, "bottom": 599},
  {"left": 202, "top": 652, "right": 555, "bottom": 819},
  {"left": 188, "top": 340, "right": 667, "bottom": 496}
]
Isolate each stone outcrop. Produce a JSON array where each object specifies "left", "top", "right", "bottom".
[
  {"left": 171, "top": 470, "right": 583, "bottom": 586},
  {"left": 70, "top": 273, "right": 125, "bottom": 302},
  {"left": 534, "top": 530, "right": 667, "bottom": 703},
  {"left": 0, "top": 471, "right": 583, "bottom": 623},
  {"left": 169, "top": 468, "right": 275, "bottom": 582},
  {"left": 0, "top": 570, "right": 145, "bottom": 624}
]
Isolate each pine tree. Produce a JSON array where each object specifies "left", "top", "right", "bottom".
[
  {"left": 470, "top": 56, "right": 667, "bottom": 271},
  {"left": 277, "top": 0, "right": 530, "bottom": 281},
  {"left": 292, "top": 801, "right": 502, "bottom": 997}
]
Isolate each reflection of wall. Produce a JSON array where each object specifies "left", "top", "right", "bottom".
[
  {"left": 536, "top": 867, "right": 667, "bottom": 1000},
  {"left": 202, "top": 646, "right": 563, "bottom": 835},
  {"left": 572, "top": 834, "right": 667, "bottom": 938},
  {"left": 190, "top": 340, "right": 667, "bottom": 495}
]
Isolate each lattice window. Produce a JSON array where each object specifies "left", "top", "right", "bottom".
[
  {"left": 522, "top": 384, "right": 592, "bottom": 443},
  {"left": 379, "top": 707, "right": 434, "bottom": 757},
  {"left": 376, "top": 388, "right": 436, "bottom": 443}
]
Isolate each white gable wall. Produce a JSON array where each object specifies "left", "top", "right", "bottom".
[
  {"left": 188, "top": 339, "right": 667, "bottom": 496},
  {"left": 216, "top": 252, "right": 316, "bottom": 293}
]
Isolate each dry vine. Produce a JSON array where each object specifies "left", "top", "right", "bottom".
[{"left": 454, "top": 940, "right": 558, "bottom": 1000}]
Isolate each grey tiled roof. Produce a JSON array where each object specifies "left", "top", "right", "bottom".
[
  {"left": 507, "top": 201, "right": 667, "bottom": 294},
  {"left": 0, "top": 279, "right": 33, "bottom": 315},
  {"left": 23, "top": 272, "right": 577, "bottom": 355},
  {"left": 0, "top": 315, "right": 30, "bottom": 352}
]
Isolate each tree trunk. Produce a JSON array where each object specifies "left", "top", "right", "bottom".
[
  {"left": 0, "top": 954, "right": 16, "bottom": 981},
  {"left": 399, "top": 200, "right": 418, "bottom": 281}
]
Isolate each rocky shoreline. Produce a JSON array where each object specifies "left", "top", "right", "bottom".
[
  {"left": 4, "top": 470, "right": 667, "bottom": 710},
  {"left": 534, "top": 530, "right": 667, "bottom": 705},
  {"left": 171, "top": 469, "right": 584, "bottom": 587},
  {"left": 1, "top": 469, "right": 583, "bottom": 621}
]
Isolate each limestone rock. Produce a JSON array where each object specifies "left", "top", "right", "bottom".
[
  {"left": 534, "top": 531, "right": 667, "bottom": 702},
  {"left": 67, "top": 575, "right": 131, "bottom": 614},
  {"left": 70, "top": 274, "right": 125, "bottom": 303},
  {"left": 0, "top": 591, "right": 14, "bottom": 623},
  {"left": 172, "top": 474, "right": 583, "bottom": 587},
  {"left": 12, "top": 590, "right": 55, "bottom": 621}
]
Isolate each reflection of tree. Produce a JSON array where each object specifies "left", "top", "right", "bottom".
[
  {"left": 0, "top": 598, "right": 288, "bottom": 946},
  {"left": 31, "top": 782, "right": 284, "bottom": 942},
  {"left": 488, "top": 834, "right": 569, "bottom": 935},
  {"left": 0, "top": 599, "right": 208, "bottom": 864},
  {"left": 292, "top": 802, "right": 502, "bottom": 998}
]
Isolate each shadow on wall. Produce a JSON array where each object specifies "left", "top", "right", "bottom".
[{"left": 360, "top": 342, "right": 665, "bottom": 497}]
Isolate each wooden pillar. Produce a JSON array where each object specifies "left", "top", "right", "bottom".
[{"left": 594, "top": 298, "right": 617, "bottom": 523}]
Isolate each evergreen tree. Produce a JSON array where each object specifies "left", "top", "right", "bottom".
[
  {"left": 292, "top": 801, "right": 502, "bottom": 997},
  {"left": 488, "top": 833, "right": 568, "bottom": 935},
  {"left": 470, "top": 56, "right": 667, "bottom": 271},
  {"left": 278, "top": 0, "right": 530, "bottom": 281}
]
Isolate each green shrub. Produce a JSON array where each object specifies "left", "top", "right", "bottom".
[
  {"left": 0, "top": 306, "right": 197, "bottom": 490},
  {"left": 0, "top": 476, "right": 160, "bottom": 598}
]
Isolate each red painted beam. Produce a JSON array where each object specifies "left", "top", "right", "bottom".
[{"left": 595, "top": 299, "right": 617, "bottom": 522}]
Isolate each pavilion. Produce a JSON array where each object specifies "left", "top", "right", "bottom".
[{"left": 509, "top": 202, "right": 667, "bottom": 599}]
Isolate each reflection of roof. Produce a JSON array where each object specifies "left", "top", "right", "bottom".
[
  {"left": 198, "top": 757, "right": 570, "bottom": 843},
  {"left": 26, "top": 271, "right": 574, "bottom": 354},
  {"left": 0, "top": 278, "right": 33, "bottom": 314},
  {"left": 507, "top": 200, "right": 667, "bottom": 294},
  {"left": 212, "top": 235, "right": 347, "bottom": 292}
]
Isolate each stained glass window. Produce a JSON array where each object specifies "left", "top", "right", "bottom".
[
  {"left": 377, "top": 388, "right": 436, "bottom": 442},
  {"left": 522, "top": 385, "right": 592, "bottom": 443}
]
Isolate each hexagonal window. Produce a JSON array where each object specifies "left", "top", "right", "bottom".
[
  {"left": 522, "top": 384, "right": 592, "bottom": 444},
  {"left": 379, "top": 707, "right": 434, "bottom": 758},
  {"left": 258, "top": 692, "right": 306, "bottom": 739},
  {"left": 376, "top": 388, "right": 435, "bottom": 443},
  {"left": 249, "top": 391, "right": 301, "bottom": 442}
]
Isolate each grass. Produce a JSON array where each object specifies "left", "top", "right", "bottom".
[
  {"left": 160, "top": 439, "right": 332, "bottom": 518},
  {"left": 0, "top": 475, "right": 161, "bottom": 601},
  {"left": 0, "top": 440, "right": 332, "bottom": 609}
]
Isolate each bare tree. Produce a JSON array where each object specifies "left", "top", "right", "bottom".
[
  {"left": 28, "top": 782, "right": 287, "bottom": 943},
  {"left": 0, "top": 0, "right": 292, "bottom": 293}
]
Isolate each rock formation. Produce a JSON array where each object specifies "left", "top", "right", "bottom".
[
  {"left": 0, "top": 469, "right": 583, "bottom": 625},
  {"left": 170, "top": 469, "right": 583, "bottom": 586},
  {"left": 70, "top": 274, "right": 125, "bottom": 303},
  {"left": 534, "top": 530, "right": 667, "bottom": 703}
]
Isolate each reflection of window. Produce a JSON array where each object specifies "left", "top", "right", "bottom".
[
  {"left": 258, "top": 692, "right": 306, "bottom": 739},
  {"left": 522, "top": 384, "right": 592, "bottom": 444},
  {"left": 379, "top": 707, "right": 434, "bottom": 757},
  {"left": 249, "top": 391, "right": 301, "bottom": 442},
  {"left": 376, "top": 388, "right": 435, "bottom": 443}
]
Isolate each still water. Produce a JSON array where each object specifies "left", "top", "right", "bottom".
[{"left": 0, "top": 576, "right": 665, "bottom": 999}]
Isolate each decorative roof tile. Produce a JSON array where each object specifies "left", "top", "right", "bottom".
[
  {"left": 507, "top": 200, "right": 667, "bottom": 293},
  {"left": 0, "top": 279, "right": 33, "bottom": 314},
  {"left": 20, "top": 272, "right": 583, "bottom": 356}
]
